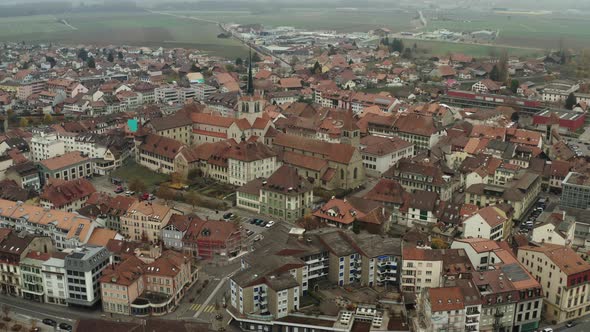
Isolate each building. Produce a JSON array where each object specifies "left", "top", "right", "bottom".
[
  {"left": 5, "top": 161, "right": 41, "bottom": 191},
  {"left": 120, "top": 201, "right": 180, "bottom": 242},
  {"left": 145, "top": 112, "right": 193, "bottom": 145},
  {"left": 531, "top": 211, "right": 575, "bottom": 246},
  {"left": 41, "top": 252, "right": 69, "bottom": 306},
  {"left": 65, "top": 247, "right": 111, "bottom": 307},
  {"left": 273, "top": 133, "right": 366, "bottom": 190},
  {"left": 236, "top": 165, "right": 313, "bottom": 222},
  {"left": 401, "top": 248, "right": 472, "bottom": 293},
  {"left": 135, "top": 133, "right": 185, "bottom": 175},
  {"left": 79, "top": 193, "right": 137, "bottom": 232},
  {"left": 39, "top": 178, "right": 96, "bottom": 212},
  {"left": 30, "top": 129, "right": 65, "bottom": 162},
  {"left": 392, "top": 113, "right": 446, "bottom": 151},
  {"left": 384, "top": 158, "right": 459, "bottom": 201},
  {"left": 313, "top": 197, "right": 391, "bottom": 234},
  {"left": 561, "top": 172, "right": 590, "bottom": 209},
  {"left": 359, "top": 135, "right": 414, "bottom": 175},
  {"left": 99, "top": 250, "right": 197, "bottom": 317},
  {"left": 518, "top": 244, "right": 590, "bottom": 324},
  {"left": 37, "top": 152, "right": 94, "bottom": 184},
  {"left": 164, "top": 214, "right": 243, "bottom": 260},
  {"left": 21, "top": 252, "right": 51, "bottom": 302},
  {"left": 465, "top": 172, "right": 541, "bottom": 221},
  {"left": 0, "top": 230, "right": 53, "bottom": 297},
  {"left": 462, "top": 205, "right": 511, "bottom": 241}
]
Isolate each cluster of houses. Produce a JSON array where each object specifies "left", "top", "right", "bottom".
[{"left": 0, "top": 29, "right": 589, "bottom": 331}]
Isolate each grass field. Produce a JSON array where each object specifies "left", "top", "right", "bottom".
[
  {"left": 406, "top": 39, "right": 544, "bottom": 57},
  {"left": 111, "top": 161, "right": 169, "bottom": 189},
  {"left": 424, "top": 10, "right": 590, "bottom": 50},
  {"left": 167, "top": 8, "right": 418, "bottom": 32},
  {"left": 0, "top": 12, "right": 249, "bottom": 58}
]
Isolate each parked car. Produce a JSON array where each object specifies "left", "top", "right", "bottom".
[
  {"left": 249, "top": 218, "right": 257, "bottom": 224},
  {"left": 566, "top": 321, "right": 575, "bottom": 328},
  {"left": 255, "top": 219, "right": 265, "bottom": 226},
  {"left": 265, "top": 220, "right": 276, "bottom": 228},
  {"left": 542, "top": 328, "right": 553, "bottom": 332},
  {"left": 223, "top": 212, "right": 235, "bottom": 220},
  {"left": 125, "top": 190, "right": 135, "bottom": 197},
  {"left": 114, "top": 186, "right": 124, "bottom": 194},
  {"left": 253, "top": 234, "right": 263, "bottom": 242},
  {"left": 42, "top": 319, "right": 57, "bottom": 327},
  {"left": 246, "top": 230, "right": 254, "bottom": 236},
  {"left": 59, "top": 323, "right": 73, "bottom": 331}
]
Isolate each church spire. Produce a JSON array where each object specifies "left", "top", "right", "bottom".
[{"left": 247, "top": 47, "right": 254, "bottom": 96}]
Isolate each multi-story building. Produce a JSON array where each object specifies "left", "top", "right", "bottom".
[
  {"left": 228, "top": 225, "right": 401, "bottom": 330},
  {"left": 39, "top": 178, "right": 96, "bottom": 212},
  {"left": 236, "top": 165, "right": 313, "bottom": 222},
  {"left": 41, "top": 252, "right": 69, "bottom": 306},
  {"left": 360, "top": 135, "right": 414, "bottom": 176},
  {"left": 401, "top": 248, "right": 473, "bottom": 293},
  {"left": 120, "top": 201, "right": 180, "bottom": 243},
  {"left": 30, "top": 128, "right": 65, "bottom": 162},
  {"left": 100, "top": 250, "right": 197, "bottom": 317},
  {"left": 0, "top": 229, "right": 53, "bottom": 297},
  {"left": 561, "top": 172, "right": 590, "bottom": 209},
  {"left": 227, "top": 141, "right": 279, "bottom": 186},
  {"left": 392, "top": 113, "right": 446, "bottom": 151},
  {"left": 21, "top": 252, "right": 50, "bottom": 302},
  {"left": 385, "top": 158, "right": 459, "bottom": 201},
  {"left": 518, "top": 244, "right": 590, "bottom": 324},
  {"left": 135, "top": 133, "right": 185, "bottom": 175},
  {"left": 462, "top": 205, "right": 511, "bottom": 241},
  {"left": 37, "top": 152, "right": 94, "bottom": 184},
  {"left": 5, "top": 161, "right": 41, "bottom": 191},
  {"left": 145, "top": 112, "right": 193, "bottom": 145},
  {"left": 466, "top": 172, "right": 541, "bottom": 221},
  {"left": 78, "top": 193, "right": 136, "bottom": 232},
  {"left": 64, "top": 246, "right": 111, "bottom": 307}
]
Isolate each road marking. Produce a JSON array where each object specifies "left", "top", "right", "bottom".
[
  {"left": 193, "top": 268, "right": 239, "bottom": 319},
  {"left": 190, "top": 304, "right": 216, "bottom": 312}
]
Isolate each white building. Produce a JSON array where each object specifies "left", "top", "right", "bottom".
[
  {"left": 462, "top": 206, "right": 509, "bottom": 241},
  {"left": 360, "top": 135, "right": 414, "bottom": 175},
  {"left": 30, "top": 129, "right": 65, "bottom": 162},
  {"left": 42, "top": 255, "right": 68, "bottom": 306}
]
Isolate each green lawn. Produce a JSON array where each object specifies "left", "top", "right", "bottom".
[{"left": 111, "top": 161, "right": 169, "bottom": 189}]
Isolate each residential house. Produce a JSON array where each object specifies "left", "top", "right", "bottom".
[
  {"left": 39, "top": 178, "right": 96, "bottom": 212},
  {"left": 120, "top": 201, "right": 181, "bottom": 242}
]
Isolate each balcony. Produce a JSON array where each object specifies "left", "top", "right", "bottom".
[
  {"left": 466, "top": 309, "right": 480, "bottom": 316},
  {"left": 466, "top": 317, "right": 479, "bottom": 324}
]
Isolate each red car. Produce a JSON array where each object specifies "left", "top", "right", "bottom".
[{"left": 114, "top": 186, "right": 124, "bottom": 194}]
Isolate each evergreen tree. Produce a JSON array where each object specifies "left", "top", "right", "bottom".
[
  {"left": 510, "top": 79, "right": 520, "bottom": 93},
  {"left": 107, "top": 52, "right": 114, "bottom": 63},
  {"left": 312, "top": 61, "right": 322, "bottom": 74},
  {"left": 235, "top": 57, "right": 243, "bottom": 66},
  {"left": 87, "top": 57, "right": 96, "bottom": 69},
  {"left": 77, "top": 48, "right": 88, "bottom": 61},
  {"left": 117, "top": 51, "right": 124, "bottom": 60},
  {"left": 251, "top": 52, "right": 261, "bottom": 63},
  {"left": 565, "top": 92, "right": 577, "bottom": 110},
  {"left": 490, "top": 65, "right": 500, "bottom": 81}
]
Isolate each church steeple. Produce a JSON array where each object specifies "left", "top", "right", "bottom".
[{"left": 246, "top": 47, "right": 254, "bottom": 96}]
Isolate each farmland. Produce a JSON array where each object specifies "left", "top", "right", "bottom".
[
  {"left": 424, "top": 9, "right": 590, "bottom": 50},
  {"left": 0, "top": 12, "right": 249, "bottom": 59}
]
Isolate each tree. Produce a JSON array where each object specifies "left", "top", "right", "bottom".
[
  {"left": 117, "top": 51, "right": 124, "bottom": 60},
  {"left": 186, "top": 191, "right": 201, "bottom": 211},
  {"left": 157, "top": 185, "right": 174, "bottom": 203},
  {"left": 251, "top": 52, "right": 261, "bottom": 63},
  {"left": 391, "top": 38, "right": 404, "bottom": 53},
  {"left": 43, "top": 114, "right": 53, "bottom": 125},
  {"left": 290, "top": 56, "right": 299, "bottom": 67},
  {"left": 497, "top": 50, "right": 509, "bottom": 82},
  {"left": 431, "top": 237, "right": 448, "bottom": 249},
  {"left": 191, "top": 62, "right": 200, "bottom": 72},
  {"left": 311, "top": 61, "right": 322, "bottom": 74},
  {"left": 490, "top": 64, "right": 500, "bottom": 81},
  {"left": 77, "top": 48, "right": 88, "bottom": 61},
  {"left": 235, "top": 57, "right": 243, "bottom": 66},
  {"left": 46, "top": 56, "right": 56, "bottom": 68},
  {"left": 107, "top": 52, "right": 114, "bottom": 62},
  {"left": 1, "top": 305, "right": 9, "bottom": 320},
  {"left": 87, "top": 57, "right": 96, "bottom": 69},
  {"left": 18, "top": 117, "right": 28, "bottom": 128},
  {"left": 565, "top": 92, "right": 577, "bottom": 110},
  {"left": 128, "top": 178, "right": 147, "bottom": 194},
  {"left": 170, "top": 172, "right": 185, "bottom": 185},
  {"left": 348, "top": 59, "right": 353, "bottom": 65},
  {"left": 510, "top": 79, "right": 520, "bottom": 93},
  {"left": 352, "top": 222, "right": 360, "bottom": 234},
  {"left": 187, "top": 168, "right": 202, "bottom": 182},
  {"left": 328, "top": 45, "right": 337, "bottom": 56}
]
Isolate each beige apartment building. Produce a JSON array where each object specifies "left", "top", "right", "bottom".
[
  {"left": 518, "top": 244, "right": 590, "bottom": 324},
  {"left": 120, "top": 201, "right": 180, "bottom": 242}
]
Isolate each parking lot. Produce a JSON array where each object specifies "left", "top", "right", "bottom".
[
  {"left": 515, "top": 197, "right": 548, "bottom": 237},
  {"left": 565, "top": 138, "right": 590, "bottom": 157}
]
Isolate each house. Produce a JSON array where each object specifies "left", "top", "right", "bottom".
[
  {"left": 462, "top": 205, "right": 511, "bottom": 241},
  {"left": 181, "top": 216, "right": 243, "bottom": 260},
  {"left": 313, "top": 197, "right": 390, "bottom": 233},
  {"left": 135, "top": 133, "right": 185, "bottom": 175},
  {"left": 78, "top": 193, "right": 136, "bottom": 232},
  {"left": 145, "top": 111, "right": 193, "bottom": 145},
  {"left": 0, "top": 229, "right": 54, "bottom": 297},
  {"left": 236, "top": 165, "right": 313, "bottom": 222},
  {"left": 40, "top": 178, "right": 96, "bottom": 212},
  {"left": 5, "top": 162, "right": 41, "bottom": 191},
  {"left": 120, "top": 201, "right": 181, "bottom": 242},
  {"left": 472, "top": 79, "right": 501, "bottom": 94},
  {"left": 392, "top": 113, "right": 446, "bottom": 151},
  {"left": 531, "top": 211, "right": 575, "bottom": 246}
]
